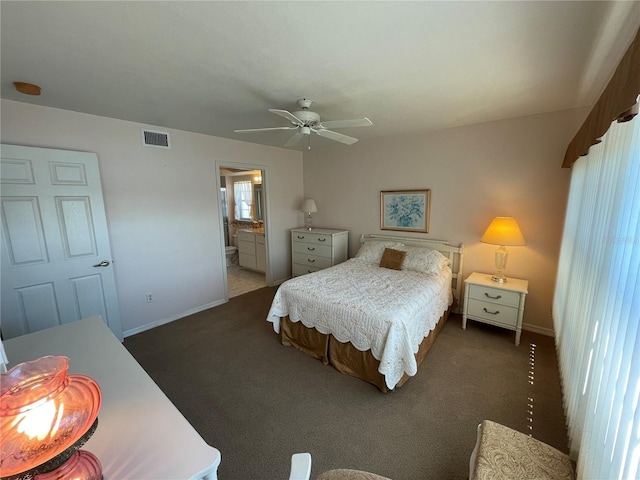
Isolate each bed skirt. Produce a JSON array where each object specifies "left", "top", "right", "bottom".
[{"left": 279, "top": 306, "right": 452, "bottom": 392}]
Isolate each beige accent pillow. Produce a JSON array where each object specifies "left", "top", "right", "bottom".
[{"left": 379, "top": 248, "right": 407, "bottom": 270}]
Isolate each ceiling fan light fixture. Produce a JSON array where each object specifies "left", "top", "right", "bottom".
[
  {"left": 14, "top": 82, "right": 41, "bottom": 96},
  {"left": 300, "top": 126, "right": 311, "bottom": 135}
]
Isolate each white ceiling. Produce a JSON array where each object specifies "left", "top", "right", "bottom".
[{"left": 1, "top": 1, "right": 639, "bottom": 150}]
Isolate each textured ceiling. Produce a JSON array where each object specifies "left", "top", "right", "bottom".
[{"left": 1, "top": 1, "right": 639, "bottom": 150}]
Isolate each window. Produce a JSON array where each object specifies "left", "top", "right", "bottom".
[
  {"left": 554, "top": 116, "right": 639, "bottom": 479},
  {"left": 233, "top": 181, "right": 253, "bottom": 221}
]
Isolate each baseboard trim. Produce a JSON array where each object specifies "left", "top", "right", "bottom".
[
  {"left": 522, "top": 323, "right": 554, "bottom": 337},
  {"left": 123, "top": 300, "right": 226, "bottom": 338}
]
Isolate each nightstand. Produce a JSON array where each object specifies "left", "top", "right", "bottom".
[{"left": 462, "top": 272, "right": 529, "bottom": 345}]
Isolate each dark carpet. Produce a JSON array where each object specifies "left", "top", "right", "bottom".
[{"left": 124, "top": 286, "right": 568, "bottom": 480}]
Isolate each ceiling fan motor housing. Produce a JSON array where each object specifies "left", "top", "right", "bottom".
[{"left": 292, "top": 110, "right": 320, "bottom": 127}]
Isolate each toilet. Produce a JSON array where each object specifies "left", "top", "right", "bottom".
[{"left": 225, "top": 234, "right": 238, "bottom": 266}]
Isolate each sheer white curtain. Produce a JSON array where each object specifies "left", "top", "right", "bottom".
[
  {"left": 554, "top": 115, "right": 639, "bottom": 479},
  {"left": 234, "top": 181, "right": 253, "bottom": 220}
]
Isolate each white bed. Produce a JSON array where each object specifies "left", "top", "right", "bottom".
[{"left": 266, "top": 234, "right": 464, "bottom": 391}]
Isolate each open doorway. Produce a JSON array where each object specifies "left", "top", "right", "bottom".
[{"left": 219, "top": 166, "right": 267, "bottom": 298}]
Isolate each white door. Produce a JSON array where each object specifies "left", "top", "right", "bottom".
[{"left": 0, "top": 144, "right": 123, "bottom": 340}]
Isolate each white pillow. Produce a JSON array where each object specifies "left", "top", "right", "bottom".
[
  {"left": 354, "top": 241, "right": 405, "bottom": 264},
  {"left": 399, "top": 246, "right": 450, "bottom": 276}
]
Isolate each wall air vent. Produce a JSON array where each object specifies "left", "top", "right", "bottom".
[{"left": 142, "top": 129, "right": 171, "bottom": 149}]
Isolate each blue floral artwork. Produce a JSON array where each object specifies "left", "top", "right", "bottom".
[{"left": 381, "top": 190, "right": 430, "bottom": 233}]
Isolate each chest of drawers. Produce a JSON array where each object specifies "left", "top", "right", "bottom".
[
  {"left": 462, "top": 272, "right": 529, "bottom": 345},
  {"left": 291, "top": 228, "right": 349, "bottom": 277}
]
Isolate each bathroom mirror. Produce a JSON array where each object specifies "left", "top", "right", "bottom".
[{"left": 253, "top": 184, "right": 264, "bottom": 221}]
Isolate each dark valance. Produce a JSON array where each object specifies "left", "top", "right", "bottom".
[{"left": 563, "top": 27, "right": 640, "bottom": 168}]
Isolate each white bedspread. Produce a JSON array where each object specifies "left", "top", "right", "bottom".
[{"left": 266, "top": 259, "right": 453, "bottom": 389}]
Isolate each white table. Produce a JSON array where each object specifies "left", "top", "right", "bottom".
[{"left": 3, "top": 316, "right": 221, "bottom": 480}]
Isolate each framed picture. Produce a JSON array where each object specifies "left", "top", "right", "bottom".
[{"left": 380, "top": 189, "right": 431, "bottom": 233}]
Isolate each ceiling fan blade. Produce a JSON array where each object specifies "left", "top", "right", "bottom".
[
  {"left": 284, "top": 132, "right": 304, "bottom": 147},
  {"left": 268, "top": 109, "right": 304, "bottom": 125},
  {"left": 234, "top": 126, "right": 298, "bottom": 133},
  {"left": 315, "top": 129, "right": 359, "bottom": 145},
  {"left": 320, "top": 118, "right": 373, "bottom": 129}
]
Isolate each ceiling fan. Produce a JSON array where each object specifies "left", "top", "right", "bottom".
[{"left": 234, "top": 98, "right": 372, "bottom": 148}]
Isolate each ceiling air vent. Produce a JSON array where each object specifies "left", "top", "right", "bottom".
[{"left": 142, "top": 129, "right": 170, "bottom": 149}]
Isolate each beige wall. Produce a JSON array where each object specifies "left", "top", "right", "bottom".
[
  {"left": 0, "top": 98, "right": 586, "bottom": 336},
  {"left": 303, "top": 108, "right": 588, "bottom": 334},
  {"left": 1, "top": 99, "right": 304, "bottom": 336}
]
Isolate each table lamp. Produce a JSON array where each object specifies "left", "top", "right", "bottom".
[
  {"left": 301, "top": 199, "right": 318, "bottom": 231},
  {"left": 0, "top": 355, "right": 102, "bottom": 480},
  {"left": 480, "top": 217, "right": 526, "bottom": 283}
]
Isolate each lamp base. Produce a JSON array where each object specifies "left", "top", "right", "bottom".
[
  {"left": 5, "top": 420, "right": 99, "bottom": 480},
  {"left": 491, "top": 275, "right": 507, "bottom": 284}
]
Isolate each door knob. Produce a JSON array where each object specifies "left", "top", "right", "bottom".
[{"left": 93, "top": 260, "right": 111, "bottom": 267}]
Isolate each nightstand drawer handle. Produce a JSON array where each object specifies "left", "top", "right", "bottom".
[
  {"left": 318, "top": 238, "right": 326, "bottom": 242},
  {"left": 483, "top": 307, "right": 500, "bottom": 315},
  {"left": 297, "top": 235, "right": 305, "bottom": 240},
  {"left": 485, "top": 293, "right": 502, "bottom": 300},
  {"left": 307, "top": 258, "right": 316, "bottom": 263},
  {"left": 307, "top": 247, "right": 315, "bottom": 251}
]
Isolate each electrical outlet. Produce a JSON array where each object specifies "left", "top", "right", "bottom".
[{"left": 146, "top": 292, "right": 153, "bottom": 303}]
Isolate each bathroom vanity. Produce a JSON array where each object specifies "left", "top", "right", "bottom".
[{"left": 237, "top": 229, "right": 266, "bottom": 272}]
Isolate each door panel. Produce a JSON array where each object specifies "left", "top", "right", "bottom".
[
  {"left": 56, "top": 197, "right": 97, "bottom": 258},
  {"left": 1, "top": 197, "right": 49, "bottom": 265},
  {"left": 16, "top": 282, "right": 60, "bottom": 333},
  {"left": 1, "top": 144, "right": 123, "bottom": 340}
]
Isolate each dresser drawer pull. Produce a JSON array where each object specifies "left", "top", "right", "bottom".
[
  {"left": 483, "top": 307, "right": 500, "bottom": 315},
  {"left": 307, "top": 247, "right": 315, "bottom": 251},
  {"left": 484, "top": 293, "right": 502, "bottom": 300},
  {"left": 307, "top": 258, "right": 316, "bottom": 263},
  {"left": 297, "top": 235, "right": 305, "bottom": 240},
  {"left": 317, "top": 238, "right": 326, "bottom": 242}
]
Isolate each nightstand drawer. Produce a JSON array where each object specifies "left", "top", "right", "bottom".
[
  {"left": 468, "top": 284, "right": 521, "bottom": 307},
  {"left": 292, "top": 232, "right": 333, "bottom": 246},
  {"left": 292, "top": 241, "right": 332, "bottom": 258},
  {"left": 467, "top": 299, "right": 518, "bottom": 327},
  {"left": 293, "top": 252, "right": 333, "bottom": 269}
]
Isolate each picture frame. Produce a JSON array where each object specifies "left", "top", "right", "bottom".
[{"left": 380, "top": 189, "right": 431, "bottom": 233}]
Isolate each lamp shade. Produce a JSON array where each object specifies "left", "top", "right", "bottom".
[
  {"left": 481, "top": 217, "right": 526, "bottom": 246},
  {"left": 301, "top": 199, "right": 318, "bottom": 213}
]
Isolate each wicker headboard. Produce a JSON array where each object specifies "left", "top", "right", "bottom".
[{"left": 360, "top": 234, "right": 465, "bottom": 313}]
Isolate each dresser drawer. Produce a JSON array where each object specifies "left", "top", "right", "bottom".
[
  {"left": 292, "top": 263, "right": 322, "bottom": 276},
  {"left": 468, "top": 284, "right": 521, "bottom": 307},
  {"left": 292, "top": 232, "right": 333, "bottom": 246},
  {"left": 293, "top": 252, "right": 333, "bottom": 270},
  {"left": 292, "top": 241, "right": 332, "bottom": 258},
  {"left": 467, "top": 299, "right": 518, "bottom": 328}
]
